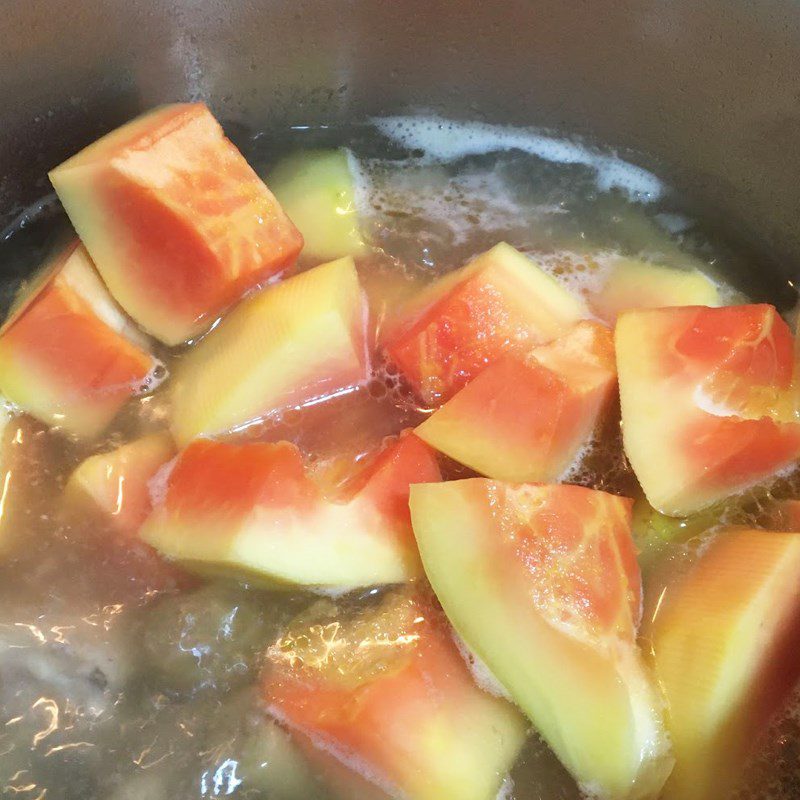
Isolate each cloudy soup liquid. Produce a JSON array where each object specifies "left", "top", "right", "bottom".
[{"left": 0, "top": 115, "right": 797, "bottom": 800}]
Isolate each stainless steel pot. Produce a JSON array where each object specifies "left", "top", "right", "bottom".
[
  {"left": 2, "top": 0, "right": 799, "bottom": 298},
  {"left": 1, "top": 5, "right": 799, "bottom": 796}
]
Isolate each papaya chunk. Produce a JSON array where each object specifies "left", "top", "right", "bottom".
[
  {"left": 642, "top": 528, "right": 800, "bottom": 800},
  {"left": 415, "top": 321, "right": 616, "bottom": 481},
  {"left": 269, "top": 148, "right": 365, "bottom": 261},
  {"left": 63, "top": 433, "right": 175, "bottom": 534},
  {"left": 49, "top": 103, "right": 303, "bottom": 344},
  {"left": 410, "top": 480, "right": 673, "bottom": 800},
  {"left": 170, "top": 256, "right": 367, "bottom": 446},
  {"left": 140, "top": 432, "right": 440, "bottom": 588},
  {"left": 590, "top": 258, "right": 719, "bottom": 324},
  {"left": 262, "top": 587, "right": 527, "bottom": 800},
  {"left": 0, "top": 242, "right": 156, "bottom": 438},
  {"left": 382, "top": 242, "right": 587, "bottom": 404},
  {"left": 616, "top": 305, "right": 800, "bottom": 515},
  {"left": 0, "top": 411, "right": 53, "bottom": 558}
]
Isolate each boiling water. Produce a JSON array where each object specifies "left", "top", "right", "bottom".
[{"left": 0, "top": 116, "right": 796, "bottom": 800}]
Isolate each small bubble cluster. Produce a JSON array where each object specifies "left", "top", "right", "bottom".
[
  {"left": 369, "top": 360, "right": 418, "bottom": 407},
  {"left": 137, "top": 361, "right": 169, "bottom": 394},
  {"left": 561, "top": 410, "right": 639, "bottom": 499},
  {"left": 528, "top": 249, "right": 617, "bottom": 309},
  {"left": 735, "top": 684, "right": 800, "bottom": 800},
  {"left": 147, "top": 457, "right": 177, "bottom": 509}
]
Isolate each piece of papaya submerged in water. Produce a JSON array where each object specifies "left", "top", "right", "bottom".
[
  {"left": 63, "top": 432, "right": 176, "bottom": 534},
  {"left": 49, "top": 103, "right": 304, "bottom": 345},
  {"left": 140, "top": 432, "right": 440, "bottom": 588},
  {"left": 415, "top": 320, "right": 616, "bottom": 482},
  {"left": 410, "top": 480, "right": 673, "bottom": 800},
  {"left": 0, "top": 410, "right": 54, "bottom": 558},
  {"left": 616, "top": 304, "right": 800, "bottom": 516},
  {"left": 641, "top": 527, "right": 800, "bottom": 800},
  {"left": 0, "top": 242, "right": 158, "bottom": 439},
  {"left": 262, "top": 587, "right": 527, "bottom": 800},
  {"left": 382, "top": 242, "right": 587, "bottom": 405},
  {"left": 589, "top": 258, "right": 720, "bottom": 324},
  {"left": 170, "top": 256, "right": 368, "bottom": 446},
  {"left": 268, "top": 148, "right": 366, "bottom": 262}
]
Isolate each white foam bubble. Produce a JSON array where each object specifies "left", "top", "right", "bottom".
[
  {"left": 355, "top": 157, "right": 567, "bottom": 251},
  {"left": 577, "top": 778, "right": 604, "bottom": 800},
  {"left": 372, "top": 115, "right": 664, "bottom": 202},
  {"left": 717, "top": 281, "right": 749, "bottom": 307},
  {"left": 525, "top": 249, "right": 618, "bottom": 308},
  {"left": 307, "top": 584, "right": 356, "bottom": 599},
  {"left": 347, "top": 147, "right": 369, "bottom": 221},
  {"left": 451, "top": 629, "right": 512, "bottom": 701},
  {"left": 147, "top": 455, "right": 178, "bottom": 509},
  {"left": 495, "top": 774, "right": 515, "bottom": 800},
  {"left": 0, "top": 395, "right": 13, "bottom": 440},
  {"left": 692, "top": 385, "right": 736, "bottom": 418},
  {"left": 558, "top": 432, "right": 599, "bottom": 485},
  {"left": 530, "top": 249, "right": 735, "bottom": 323},
  {"left": 351, "top": 128, "right": 740, "bottom": 306}
]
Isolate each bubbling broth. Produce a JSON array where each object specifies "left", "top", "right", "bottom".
[{"left": 0, "top": 115, "right": 797, "bottom": 800}]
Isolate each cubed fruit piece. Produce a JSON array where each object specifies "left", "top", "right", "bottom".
[
  {"left": 49, "top": 103, "right": 303, "bottom": 345},
  {"left": 0, "top": 242, "right": 156, "bottom": 438},
  {"left": 140, "top": 433, "right": 440, "bottom": 588},
  {"left": 63, "top": 433, "right": 175, "bottom": 534},
  {"left": 616, "top": 305, "right": 800, "bottom": 516},
  {"left": 268, "top": 149, "right": 365, "bottom": 262},
  {"left": 410, "top": 480, "right": 672, "bottom": 800},
  {"left": 415, "top": 321, "right": 616, "bottom": 481},
  {"left": 262, "top": 588, "right": 527, "bottom": 800},
  {"left": 642, "top": 528, "right": 800, "bottom": 800},
  {"left": 590, "top": 259, "right": 719, "bottom": 324},
  {"left": 382, "top": 243, "right": 587, "bottom": 404},
  {"left": 338, "top": 430, "right": 442, "bottom": 530},
  {"left": 170, "top": 257, "right": 367, "bottom": 445}
]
